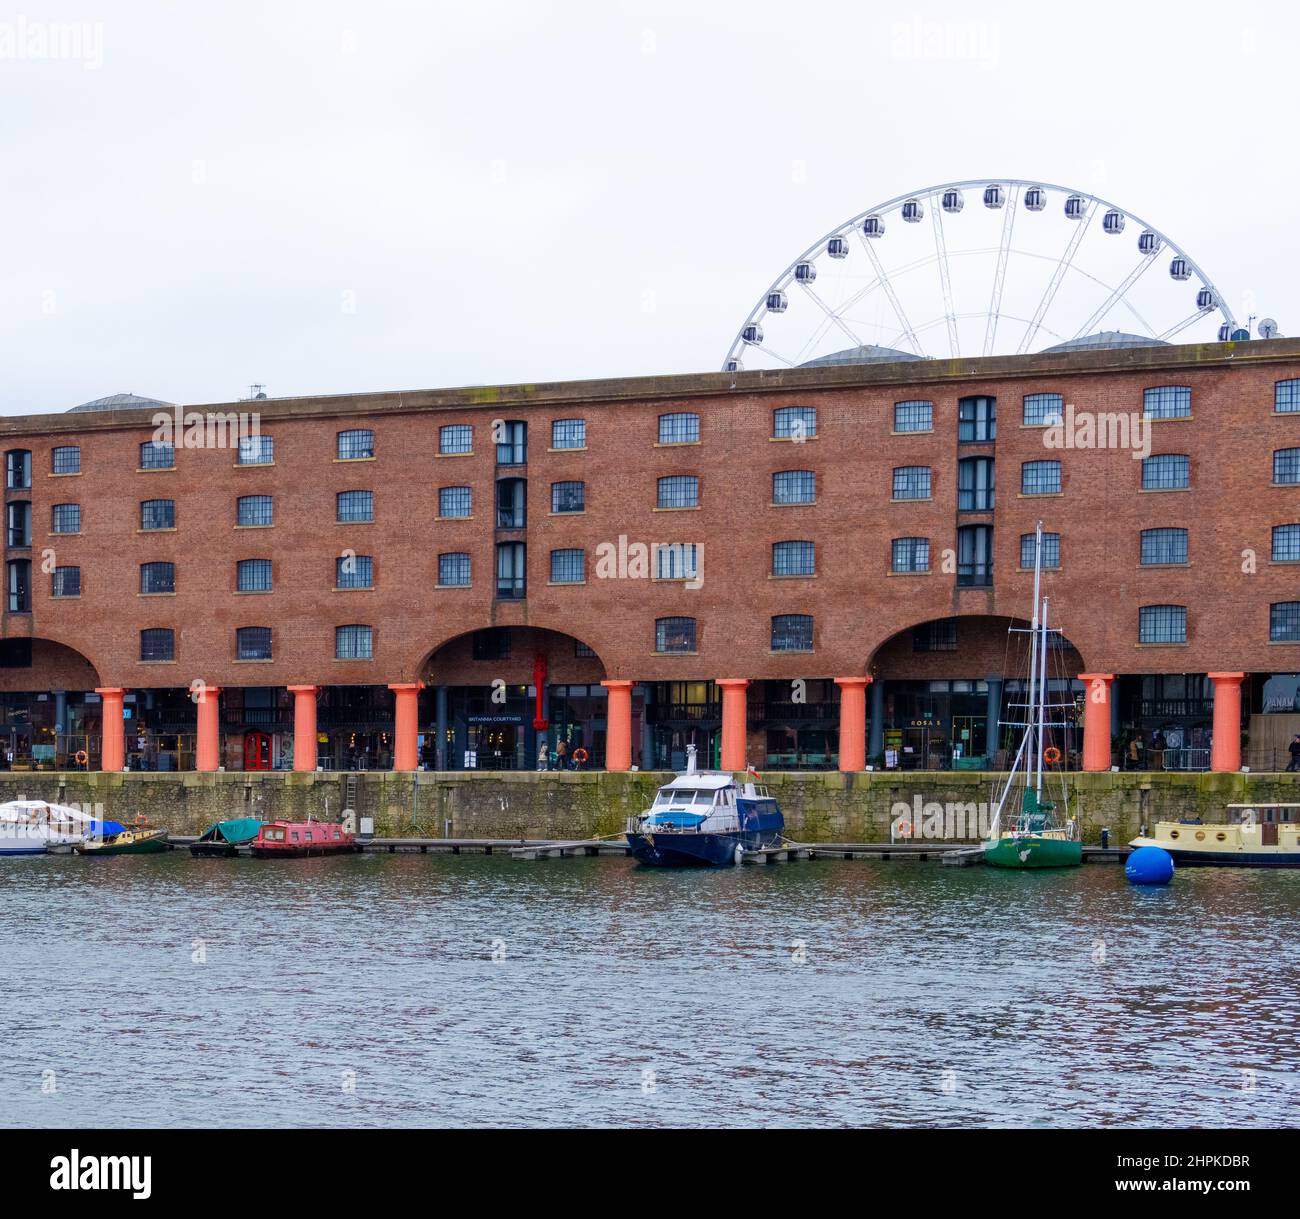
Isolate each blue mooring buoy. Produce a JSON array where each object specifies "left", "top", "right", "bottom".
[{"left": 1126, "top": 845, "right": 1175, "bottom": 886}]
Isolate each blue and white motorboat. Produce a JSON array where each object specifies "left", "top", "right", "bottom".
[
  {"left": 0, "top": 800, "right": 126, "bottom": 856},
  {"left": 626, "top": 747, "right": 785, "bottom": 866}
]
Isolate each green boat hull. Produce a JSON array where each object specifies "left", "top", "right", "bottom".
[
  {"left": 78, "top": 830, "right": 170, "bottom": 856},
  {"left": 983, "top": 836, "right": 1082, "bottom": 869}
]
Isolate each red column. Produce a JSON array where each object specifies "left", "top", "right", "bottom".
[
  {"left": 96, "top": 687, "right": 126, "bottom": 772},
  {"left": 195, "top": 685, "right": 223, "bottom": 772},
  {"left": 718, "top": 679, "right": 750, "bottom": 772},
  {"left": 1078, "top": 673, "right": 1114, "bottom": 772},
  {"left": 602, "top": 680, "right": 633, "bottom": 771},
  {"left": 389, "top": 683, "right": 423, "bottom": 771},
  {"left": 834, "top": 677, "right": 871, "bottom": 773},
  {"left": 288, "top": 685, "right": 318, "bottom": 773},
  {"left": 1209, "top": 672, "right": 1245, "bottom": 772}
]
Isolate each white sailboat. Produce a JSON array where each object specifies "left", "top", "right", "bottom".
[{"left": 0, "top": 800, "right": 120, "bottom": 856}]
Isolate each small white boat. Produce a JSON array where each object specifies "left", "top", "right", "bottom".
[{"left": 0, "top": 800, "right": 124, "bottom": 856}]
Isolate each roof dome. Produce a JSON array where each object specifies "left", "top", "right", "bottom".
[
  {"left": 67, "top": 392, "right": 175, "bottom": 414},
  {"left": 799, "top": 345, "right": 925, "bottom": 368},
  {"left": 1041, "top": 332, "right": 1169, "bottom": 354}
]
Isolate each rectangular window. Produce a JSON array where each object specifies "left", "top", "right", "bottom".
[
  {"left": 773, "top": 470, "right": 815, "bottom": 504},
  {"left": 1139, "top": 605, "right": 1187, "bottom": 644},
  {"left": 655, "top": 543, "right": 699, "bottom": 581},
  {"left": 894, "top": 400, "right": 933, "bottom": 432},
  {"left": 1020, "top": 532, "right": 1061, "bottom": 569},
  {"left": 772, "top": 540, "right": 815, "bottom": 577},
  {"left": 140, "top": 441, "right": 174, "bottom": 470},
  {"left": 551, "top": 418, "right": 586, "bottom": 449},
  {"left": 1275, "top": 448, "right": 1300, "bottom": 485},
  {"left": 551, "top": 480, "right": 585, "bottom": 513},
  {"left": 336, "top": 624, "right": 373, "bottom": 659},
  {"left": 472, "top": 628, "right": 510, "bottom": 660},
  {"left": 237, "top": 626, "right": 273, "bottom": 660},
  {"left": 141, "top": 499, "right": 175, "bottom": 530},
  {"left": 891, "top": 537, "right": 929, "bottom": 573},
  {"left": 52, "top": 446, "right": 80, "bottom": 474},
  {"left": 1270, "top": 602, "right": 1300, "bottom": 643},
  {"left": 656, "top": 617, "right": 697, "bottom": 653},
  {"left": 337, "top": 429, "right": 375, "bottom": 460},
  {"left": 1143, "top": 385, "right": 1192, "bottom": 419},
  {"left": 957, "top": 525, "right": 993, "bottom": 587},
  {"left": 1276, "top": 379, "right": 1300, "bottom": 414},
  {"left": 141, "top": 562, "right": 175, "bottom": 594},
  {"left": 773, "top": 405, "right": 816, "bottom": 439},
  {"left": 6, "top": 559, "right": 29, "bottom": 613},
  {"left": 550, "top": 548, "right": 585, "bottom": 583},
  {"left": 914, "top": 619, "right": 958, "bottom": 651},
  {"left": 438, "top": 552, "right": 470, "bottom": 586},
  {"left": 958, "top": 457, "right": 995, "bottom": 510},
  {"left": 657, "top": 475, "right": 699, "bottom": 509},
  {"left": 496, "top": 421, "right": 527, "bottom": 465},
  {"left": 958, "top": 396, "right": 996, "bottom": 441},
  {"left": 336, "top": 555, "right": 373, "bottom": 589},
  {"left": 51, "top": 504, "right": 80, "bottom": 534},
  {"left": 336, "top": 490, "right": 373, "bottom": 522},
  {"left": 140, "top": 628, "right": 174, "bottom": 662},
  {"left": 237, "top": 558, "right": 273, "bottom": 592},
  {"left": 237, "top": 494, "right": 273, "bottom": 526},
  {"left": 6, "top": 450, "right": 31, "bottom": 489},
  {"left": 439, "top": 424, "right": 473, "bottom": 455},
  {"left": 892, "top": 466, "right": 931, "bottom": 500},
  {"left": 1141, "top": 454, "right": 1190, "bottom": 490},
  {"left": 1272, "top": 524, "right": 1300, "bottom": 562},
  {"left": 771, "top": 614, "right": 813, "bottom": 652},
  {"left": 658, "top": 413, "right": 699, "bottom": 444},
  {"left": 496, "top": 542, "right": 526, "bottom": 599},
  {"left": 1021, "top": 460, "right": 1061, "bottom": 495},
  {"left": 237, "top": 434, "right": 273, "bottom": 465},
  {"left": 1023, "top": 393, "right": 1064, "bottom": 427},
  {"left": 439, "top": 486, "right": 472, "bottom": 518},
  {"left": 52, "top": 566, "right": 80, "bottom": 597},
  {"left": 1140, "top": 528, "right": 1188, "bottom": 566}
]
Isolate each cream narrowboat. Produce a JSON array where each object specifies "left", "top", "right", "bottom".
[{"left": 1130, "top": 805, "right": 1300, "bottom": 867}]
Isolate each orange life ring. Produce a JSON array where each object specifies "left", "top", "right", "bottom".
[
  {"left": 571, "top": 747, "right": 589, "bottom": 764},
  {"left": 1043, "top": 746, "right": 1062, "bottom": 765},
  {"left": 896, "top": 820, "right": 913, "bottom": 838},
  {"left": 133, "top": 814, "right": 149, "bottom": 826},
  {"left": 74, "top": 750, "right": 89, "bottom": 766}
]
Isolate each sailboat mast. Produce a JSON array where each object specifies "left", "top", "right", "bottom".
[
  {"left": 1037, "top": 596, "right": 1050, "bottom": 798},
  {"left": 1025, "top": 522, "right": 1043, "bottom": 798}
]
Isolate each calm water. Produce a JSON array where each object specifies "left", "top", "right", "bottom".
[{"left": 2, "top": 850, "right": 1297, "bottom": 1128}]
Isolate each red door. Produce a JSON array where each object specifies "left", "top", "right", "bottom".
[{"left": 244, "top": 731, "right": 272, "bottom": 770}]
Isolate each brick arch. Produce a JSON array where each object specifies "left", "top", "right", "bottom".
[
  {"left": 0, "top": 635, "right": 103, "bottom": 693},
  {"left": 410, "top": 624, "right": 608, "bottom": 687},
  {"left": 865, "top": 613, "right": 1087, "bottom": 681}
]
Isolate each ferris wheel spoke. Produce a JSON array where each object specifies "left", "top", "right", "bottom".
[
  {"left": 983, "top": 184, "right": 1020, "bottom": 356},
  {"left": 798, "top": 284, "right": 867, "bottom": 351},
  {"left": 1157, "top": 309, "right": 1213, "bottom": 342},
  {"left": 1016, "top": 201, "right": 1095, "bottom": 354},
  {"left": 1071, "top": 253, "right": 1160, "bottom": 341},
  {"left": 854, "top": 230, "right": 927, "bottom": 357},
  {"left": 930, "top": 204, "right": 959, "bottom": 358}
]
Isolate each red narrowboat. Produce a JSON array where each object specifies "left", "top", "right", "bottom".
[{"left": 249, "top": 820, "right": 359, "bottom": 858}]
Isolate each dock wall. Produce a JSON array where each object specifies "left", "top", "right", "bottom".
[{"left": 1, "top": 769, "right": 1296, "bottom": 842}]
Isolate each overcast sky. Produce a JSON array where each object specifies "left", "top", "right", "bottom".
[{"left": 1, "top": 0, "right": 1296, "bottom": 414}]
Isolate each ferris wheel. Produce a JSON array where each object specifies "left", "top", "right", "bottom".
[{"left": 723, "top": 179, "right": 1244, "bottom": 372}]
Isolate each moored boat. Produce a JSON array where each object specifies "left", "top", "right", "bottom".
[
  {"left": 1130, "top": 805, "right": 1300, "bottom": 867},
  {"left": 75, "top": 825, "right": 170, "bottom": 856},
  {"left": 190, "top": 818, "right": 263, "bottom": 858},
  {"left": 249, "top": 819, "right": 358, "bottom": 858},
  {"left": 625, "top": 747, "right": 784, "bottom": 866},
  {"left": 0, "top": 799, "right": 126, "bottom": 856}
]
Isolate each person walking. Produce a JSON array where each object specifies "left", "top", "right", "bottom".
[
  {"left": 556, "top": 738, "right": 568, "bottom": 770},
  {"left": 1287, "top": 734, "right": 1300, "bottom": 772}
]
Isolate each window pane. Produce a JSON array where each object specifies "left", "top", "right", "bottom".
[
  {"left": 1275, "top": 448, "right": 1300, "bottom": 485},
  {"left": 551, "top": 418, "right": 586, "bottom": 449},
  {"left": 237, "top": 558, "right": 272, "bottom": 592},
  {"left": 1023, "top": 393, "right": 1064, "bottom": 427},
  {"left": 1143, "top": 385, "right": 1192, "bottom": 419},
  {"left": 655, "top": 543, "right": 699, "bottom": 581},
  {"left": 1141, "top": 454, "right": 1189, "bottom": 490},
  {"left": 914, "top": 620, "right": 958, "bottom": 651},
  {"left": 439, "top": 486, "right": 471, "bottom": 517},
  {"left": 656, "top": 617, "right": 696, "bottom": 652},
  {"left": 958, "top": 396, "right": 996, "bottom": 441},
  {"left": 1020, "top": 532, "right": 1060, "bottom": 568},
  {"left": 141, "top": 499, "right": 175, "bottom": 529},
  {"left": 772, "top": 540, "right": 815, "bottom": 576},
  {"left": 1140, "top": 528, "right": 1188, "bottom": 565},
  {"left": 771, "top": 614, "right": 813, "bottom": 652},
  {"left": 1272, "top": 524, "right": 1300, "bottom": 562},
  {"left": 140, "top": 441, "right": 174, "bottom": 469},
  {"left": 773, "top": 406, "right": 816, "bottom": 439},
  {"left": 439, "top": 424, "right": 473, "bottom": 454},
  {"left": 237, "top": 495, "right": 273, "bottom": 526},
  {"left": 892, "top": 466, "right": 931, "bottom": 500},
  {"left": 336, "top": 490, "right": 373, "bottom": 522},
  {"left": 657, "top": 475, "right": 698, "bottom": 508},
  {"left": 438, "top": 552, "right": 470, "bottom": 586},
  {"left": 773, "top": 470, "right": 815, "bottom": 504},
  {"left": 236, "top": 627, "right": 272, "bottom": 660},
  {"left": 51, "top": 504, "right": 80, "bottom": 533},
  {"left": 894, "top": 400, "right": 932, "bottom": 432},
  {"left": 52, "top": 446, "right": 80, "bottom": 474},
  {"left": 141, "top": 562, "right": 175, "bottom": 594},
  {"left": 238, "top": 435, "right": 273, "bottom": 464},
  {"left": 52, "top": 566, "right": 80, "bottom": 597},
  {"left": 1139, "top": 605, "right": 1186, "bottom": 644},
  {"left": 496, "top": 420, "right": 527, "bottom": 465},
  {"left": 335, "top": 624, "right": 373, "bottom": 659},
  {"left": 550, "top": 548, "right": 584, "bottom": 583},
  {"left": 891, "top": 537, "right": 929, "bottom": 573},
  {"left": 1270, "top": 602, "right": 1300, "bottom": 642},
  {"left": 140, "top": 628, "right": 174, "bottom": 661},
  {"left": 958, "top": 457, "right": 995, "bottom": 510},
  {"left": 658, "top": 413, "right": 699, "bottom": 444},
  {"left": 1276, "top": 380, "right": 1300, "bottom": 413},
  {"left": 336, "top": 555, "right": 373, "bottom": 588},
  {"left": 337, "top": 429, "right": 375, "bottom": 459},
  {"left": 1021, "top": 460, "right": 1061, "bottom": 494},
  {"left": 551, "top": 480, "right": 584, "bottom": 513}
]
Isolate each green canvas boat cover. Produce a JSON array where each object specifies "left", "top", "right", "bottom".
[{"left": 196, "top": 818, "right": 263, "bottom": 844}]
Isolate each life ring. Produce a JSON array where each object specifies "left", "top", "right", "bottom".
[
  {"left": 74, "top": 750, "right": 89, "bottom": 766},
  {"left": 896, "top": 820, "right": 913, "bottom": 838},
  {"left": 571, "top": 747, "right": 589, "bottom": 765},
  {"left": 1043, "top": 746, "right": 1062, "bottom": 765},
  {"left": 133, "top": 814, "right": 149, "bottom": 826}
]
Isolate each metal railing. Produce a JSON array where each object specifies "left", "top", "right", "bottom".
[{"left": 1162, "top": 747, "right": 1211, "bottom": 772}]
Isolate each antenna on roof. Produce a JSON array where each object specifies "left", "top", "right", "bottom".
[{"left": 240, "top": 384, "right": 268, "bottom": 401}]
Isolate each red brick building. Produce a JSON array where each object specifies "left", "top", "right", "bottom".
[{"left": 2, "top": 338, "right": 1298, "bottom": 775}]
